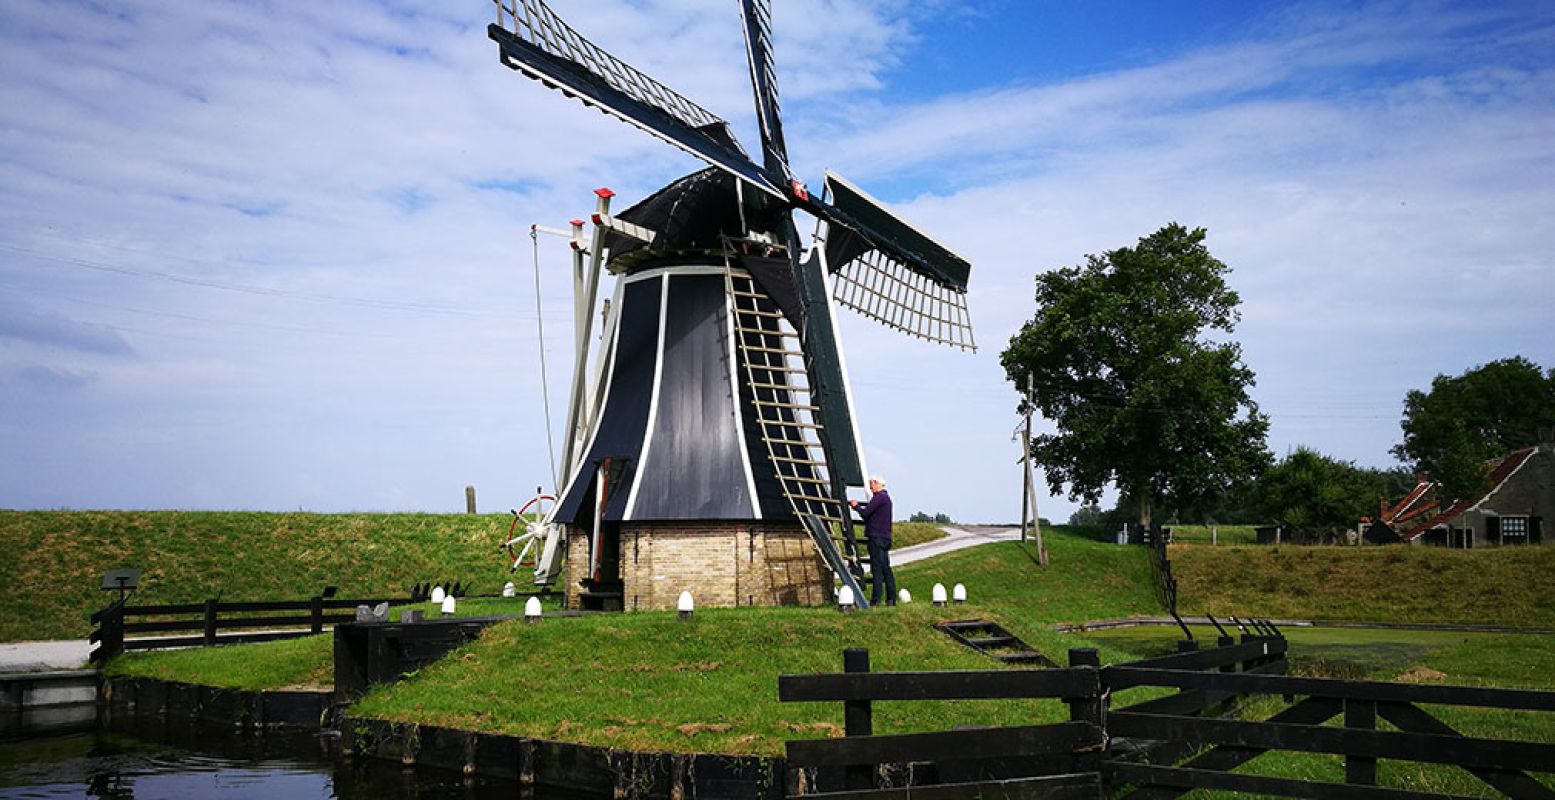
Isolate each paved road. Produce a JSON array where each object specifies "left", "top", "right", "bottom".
[
  {"left": 0, "top": 639, "right": 91, "bottom": 673},
  {"left": 893, "top": 525, "right": 1027, "bottom": 566}
]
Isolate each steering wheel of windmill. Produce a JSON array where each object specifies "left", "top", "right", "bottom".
[{"left": 500, "top": 493, "right": 556, "bottom": 573}]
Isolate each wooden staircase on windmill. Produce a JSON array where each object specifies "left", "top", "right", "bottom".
[{"left": 725, "top": 266, "right": 872, "bottom": 607}]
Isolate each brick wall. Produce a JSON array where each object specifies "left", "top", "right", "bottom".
[{"left": 563, "top": 521, "right": 830, "bottom": 611}]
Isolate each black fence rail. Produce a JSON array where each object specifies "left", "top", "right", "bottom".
[
  {"left": 781, "top": 633, "right": 1555, "bottom": 799},
  {"left": 90, "top": 594, "right": 407, "bottom": 664}
]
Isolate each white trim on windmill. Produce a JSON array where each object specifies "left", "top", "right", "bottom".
[{"left": 624, "top": 274, "right": 671, "bottom": 520}]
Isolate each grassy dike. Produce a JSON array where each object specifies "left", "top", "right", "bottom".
[
  {"left": 1, "top": 510, "right": 529, "bottom": 641},
  {"left": 94, "top": 523, "right": 1555, "bottom": 765},
  {"left": 347, "top": 531, "right": 1160, "bottom": 756},
  {"left": 1172, "top": 541, "right": 1555, "bottom": 626},
  {"left": 0, "top": 510, "right": 945, "bottom": 642}
]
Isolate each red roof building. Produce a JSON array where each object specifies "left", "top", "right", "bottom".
[{"left": 1381, "top": 444, "right": 1551, "bottom": 547}]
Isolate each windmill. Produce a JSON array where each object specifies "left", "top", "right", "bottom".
[{"left": 489, "top": 0, "right": 975, "bottom": 611}]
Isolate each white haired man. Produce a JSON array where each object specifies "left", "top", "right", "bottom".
[{"left": 848, "top": 475, "right": 895, "bottom": 607}]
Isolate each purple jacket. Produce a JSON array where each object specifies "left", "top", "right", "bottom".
[{"left": 852, "top": 489, "right": 892, "bottom": 541}]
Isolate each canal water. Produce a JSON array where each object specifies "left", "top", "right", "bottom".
[{"left": 1, "top": 706, "right": 581, "bottom": 799}]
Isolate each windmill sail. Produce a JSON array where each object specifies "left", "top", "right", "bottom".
[
  {"left": 489, "top": 1, "right": 783, "bottom": 199},
  {"left": 821, "top": 172, "right": 976, "bottom": 351},
  {"left": 738, "top": 0, "right": 792, "bottom": 181}
]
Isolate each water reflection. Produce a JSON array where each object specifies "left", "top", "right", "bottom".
[{"left": 0, "top": 709, "right": 578, "bottom": 799}]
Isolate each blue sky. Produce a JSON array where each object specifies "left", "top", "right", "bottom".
[{"left": 2, "top": 0, "right": 1552, "bottom": 523}]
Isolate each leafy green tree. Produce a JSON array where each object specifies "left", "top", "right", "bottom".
[
  {"left": 1254, "top": 448, "right": 1411, "bottom": 542},
  {"left": 1002, "top": 224, "right": 1270, "bottom": 529},
  {"left": 1393, "top": 357, "right": 1555, "bottom": 500},
  {"left": 1067, "top": 504, "right": 1108, "bottom": 529}
]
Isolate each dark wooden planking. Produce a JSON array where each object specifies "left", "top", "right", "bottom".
[
  {"left": 1378, "top": 701, "right": 1555, "bottom": 800},
  {"left": 1109, "top": 711, "right": 1555, "bottom": 773},
  {"left": 1106, "top": 667, "right": 1555, "bottom": 711},
  {"left": 1106, "top": 762, "right": 1480, "bottom": 800},
  {"left": 780, "top": 668, "right": 1096, "bottom": 702},
  {"left": 786, "top": 722, "right": 1101, "bottom": 767},
  {"left": 1117, "top": 696, "right": 1343, "bottom": 799},
  {"left": 1117, "top": 661, "right": 1290, "bottom": 717},
  {"left": 796, "top": 774, "right": 1102, "bottom": 800}
]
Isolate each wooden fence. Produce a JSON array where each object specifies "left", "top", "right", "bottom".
[
  {"left": 89, "top": 594, "right": 404, "bottom": 664},
  {"left": 781, "top": 634, "right": 1555, "bottom": 799}
]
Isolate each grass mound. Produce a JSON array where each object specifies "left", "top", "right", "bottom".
[
  {"left": 349, "top": 603, "right": 1142, "bottom": 757},
  {"left": 1172, "top": 543, "right": 1555, "bottom": 626},
  {"left": 104, "top": 633, "right": 334, "bottom": 691},
  {"left": 349, "top": 530, "right": 1161, "bottom": 755},
  {"left": 0, "top": 510, "right": 517, "bottom": 641}
]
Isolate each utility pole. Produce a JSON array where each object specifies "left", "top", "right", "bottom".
[{"left": 1023, "top": 376, "right": 1049, "bottom": 567}]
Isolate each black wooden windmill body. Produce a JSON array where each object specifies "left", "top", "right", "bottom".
[{"left": 489, "top": 0, "right": 974, "bottom": 610}]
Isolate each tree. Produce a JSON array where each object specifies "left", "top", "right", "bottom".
[
  {"left": 1393, "top": 357, "right": 1555, "bottom": 500},
  {"left": 1254, "top": 447, "right": 1412, "bottom": 542},
  {"left": 1067, "top": 504, "right": 1108, "bottom": 529},
  {"left": 1001, "top": 224, "right": 1270, "bottom": 530}
]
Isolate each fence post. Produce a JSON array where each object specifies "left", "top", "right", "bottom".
[
  {"left": 1344, "top": 699, "right": 1377, "bottom": 786},
  {"left": 106, "top": 602, "right": 125, "bottom": 661},
  {"left": 92, "top": 600, "right": 126, "bottom": 663},
  {"left": 311, "top": 595, "right": 324, "bottom": 634},
  {"left": 842, "top": 648, "right": 873, "bottom": 791},
  {"left": 1066, "top": 648, "right": 1104, "bottom": 773},
  {"left": 203, "top": 598, "right": 218, "bottom": 645}
]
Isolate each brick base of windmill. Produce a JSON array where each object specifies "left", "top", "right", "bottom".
[{"left": 563, "top": 522, "right": 832, "bottom": 612}]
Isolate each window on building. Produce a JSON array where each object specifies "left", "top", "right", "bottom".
[{"left": 1501, "top": 515, "right": 1529, "bottom": 543}]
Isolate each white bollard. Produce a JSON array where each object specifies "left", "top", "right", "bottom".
[
  {"left": 677, "top": 591, "right": 695, "bottom": 621},
  {"left": 502, "top": 582, "right": 516, "bottom": 598},
  {"left": 898, "top": 588, "right": 912, "bottom": 604},
  {"left": 430, "top": 585, "right": 446, "bottom": 604},
  {"left": 931, "top": 583, "right": 947, "bottom": 607},
  {"left": 838, "top": 585, "right": 857, "bottom": 612},
  {"left": 440, "top": 594, "right": 457, "bottom": 616},
  {"left": 523, "top": 596, "right": 542, "bottom": 623},
  {"left": 952, "top": 583, "right": 967, "bottom": 604}
]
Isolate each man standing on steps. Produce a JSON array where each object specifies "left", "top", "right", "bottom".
[{"left": 849, "top": 475, "right": 895, "bottom": 607}]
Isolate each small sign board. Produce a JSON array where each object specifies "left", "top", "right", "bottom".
[{"left": 100, "top": 568, "right": 142, "bottom": 592}]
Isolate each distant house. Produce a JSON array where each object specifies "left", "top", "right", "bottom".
[{"left": 1378, "top": 444, "right": 1552, "bottom": 547}]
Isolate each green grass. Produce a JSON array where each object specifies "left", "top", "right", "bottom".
[
  {"left": 100, "top": 522, "right": 1555, "bottom": 781},
  {"left": 347, "top": 528, "right": 1160, "bottom": 755},
  {"left": 883, "top": 521, "right": 948, "bottom": 548},
  {"left": 104, "top": 633, "right": 334, "bottom": 691},
  {"left": 1162, "top": 524, "right": 1259, "bottom": 545},
  {"left": 349, "top": 604, "right": 1104, "bottom": 756},
  {"left": 0, "top": 510, "right": 523, "bottom": 641},
  {"left": 1172, "top": 542, "right": 1555, "bottom": 626}
]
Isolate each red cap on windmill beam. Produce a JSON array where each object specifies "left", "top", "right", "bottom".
[
  {"left": 790, "top": 179, "right": 809, "bottom": 201},
  {"left": 595, "top": 188, "right": 615, "bottom": 198},
  {"left": 570, "top": 220, "right": 584, "bottom": 228}
]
